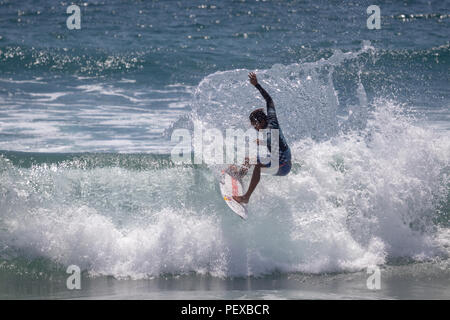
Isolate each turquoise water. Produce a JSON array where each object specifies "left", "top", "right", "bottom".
[{"left": 0, "top": 0, "right": 449, "bottom": 299}]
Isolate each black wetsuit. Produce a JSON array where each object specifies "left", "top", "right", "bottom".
[{"left": 255, "top": 83, "right": 291, "bottom": 175}]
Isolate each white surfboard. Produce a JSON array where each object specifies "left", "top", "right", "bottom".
[{"left": 219, "top": 170, "right": 248, "bottom": 220}]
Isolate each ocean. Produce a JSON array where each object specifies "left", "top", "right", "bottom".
[{"left": 0, "top": 0, "right": 449, "bottom": 299}]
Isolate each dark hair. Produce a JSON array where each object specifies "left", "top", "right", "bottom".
[{"left": 249, "top": 108, "right": 267, "bottom": 125}]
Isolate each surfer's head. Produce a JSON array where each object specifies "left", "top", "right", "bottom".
[{"left": 249, "top": 108, "right": 267, "bottom": 130}]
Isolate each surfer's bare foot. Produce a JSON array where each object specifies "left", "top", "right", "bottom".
[
  {"left": 227, "top": 165, "right": 239, "bottom": 177},
  {"left": 238, "top": 166, "right": 248, "bottom": 176},
  {"left": 236, "top": 157, "right": 250, "bottom": 176},
  {"left": 233, "top": 195, "right": 249, "bottom": 204},
  {"left": 227, "top": 164, "right": 248, "bottom": 179}
]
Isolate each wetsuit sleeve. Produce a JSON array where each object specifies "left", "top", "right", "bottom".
[{"left": 255, "top": 83, "right": 279, "bottom": 128}]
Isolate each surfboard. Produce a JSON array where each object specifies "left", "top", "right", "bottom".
[{"left": 219, "top": 170, "right": 248, "bottom": 220}]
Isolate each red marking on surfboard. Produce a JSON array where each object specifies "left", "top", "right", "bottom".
[{"left": 231, "top": 177, "right": 238, "bottom": 196}]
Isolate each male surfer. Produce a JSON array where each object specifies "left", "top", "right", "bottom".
[{"left": 233, "top": 72, "right": 291, "bottom": 204}]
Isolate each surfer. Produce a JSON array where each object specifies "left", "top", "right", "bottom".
[{"left": 233, "top": 72, "right": 291, "bottom": 204}]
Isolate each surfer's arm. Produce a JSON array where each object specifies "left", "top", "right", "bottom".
[
  {"left": 249, "top": 72, "right": 276, "bottom": 114},
  {"left": 249, "top": 72, "right": 278, "bottom": 124},
  {"left": 254, "top": 83, "right": 275, "bottom": 112},
  {"left": 254, "top": 82, "right": 278, "bottom": 125}
]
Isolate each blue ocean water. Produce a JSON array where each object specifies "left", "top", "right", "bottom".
[
  {"left": 0, "top": 0, "right": 448, "bottom": 151},
  {"left": 0, "top": 0, "right": 449, "bottom": 298}
]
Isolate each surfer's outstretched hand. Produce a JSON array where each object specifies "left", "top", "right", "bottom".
[{"left": 248, "top": 72, "right": 258, "bottom": 86}]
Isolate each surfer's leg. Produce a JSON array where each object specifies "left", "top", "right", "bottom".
[{"left": 233, "top": 163, "right": 262, "bottom": 204}]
